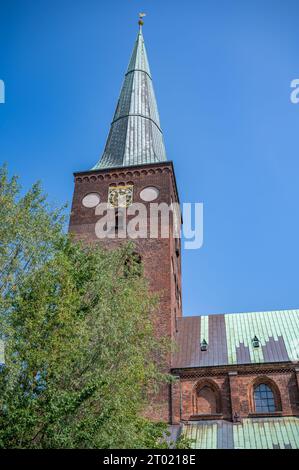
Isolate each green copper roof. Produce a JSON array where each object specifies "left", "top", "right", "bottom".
[
  {"left": 93, "top": 26, "right": 167, "bottom": 170},
  {"left": 182, "top": 417, "right": 299, "bottom": 449},
  {"left": 173, "top": 309, "right": 299, "bottom": 368}
]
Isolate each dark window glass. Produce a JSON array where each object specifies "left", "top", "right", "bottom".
[{"left": 254, "top": 384, "right": 276, "bottom": 412}]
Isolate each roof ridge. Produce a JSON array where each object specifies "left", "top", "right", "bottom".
[{"left": 182, "top": 308, "right": 299, "bottom": 318}]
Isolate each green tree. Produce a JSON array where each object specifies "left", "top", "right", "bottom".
[{"left": 0, "top": 166, "right": 189, "bottom": 449}]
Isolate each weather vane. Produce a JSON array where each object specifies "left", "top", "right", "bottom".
[{"left": 138, "top": 12, "right": 146, "bottom": 27}]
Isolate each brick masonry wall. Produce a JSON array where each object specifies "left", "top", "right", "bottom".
[
  {"left": 171, "top": 367, "right": 299, "bottom": 423},
  {"left": 178, "top": 375, "right": 232, "bottom": 422},
  {"left": 69, "top": 161, "right": 182, "bottom": 422}
]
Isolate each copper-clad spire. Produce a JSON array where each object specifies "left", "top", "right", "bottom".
[{"left": 92, "top": 18, "right": 167, "bottom": 170}]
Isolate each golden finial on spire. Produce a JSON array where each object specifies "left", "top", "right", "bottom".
[{"left": 138, "top": 12, "right": 146, "bottom": 27}]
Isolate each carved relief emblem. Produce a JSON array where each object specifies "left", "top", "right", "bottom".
[{"left": 108, "top": 185, "right": 133, "bottom": 208}]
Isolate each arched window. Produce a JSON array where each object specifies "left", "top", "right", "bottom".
[
  {"left": 193, "top": 380, "right": 222, "bottom": 415},
  {"left": 254, "top": 383, "right": 276, "bottom": 413}
]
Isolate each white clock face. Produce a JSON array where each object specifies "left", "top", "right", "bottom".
[
  {"left": 82, "top": 193, "right": 100, "bottom": 208},
  {"left": 140, "top": 186, "right": 159, "bottom": 202}
]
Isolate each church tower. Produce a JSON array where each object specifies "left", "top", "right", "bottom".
[{"left": 69, "top": 19, "right": 182, "bottom": 421}]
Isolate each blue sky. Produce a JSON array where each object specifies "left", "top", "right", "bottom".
[{"left": 1, "top": 0, "right": 299, "bottom": 316}]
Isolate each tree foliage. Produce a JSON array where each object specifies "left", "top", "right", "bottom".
[{"left": 0, "top": 166, "right": 189, "bottom": 449}]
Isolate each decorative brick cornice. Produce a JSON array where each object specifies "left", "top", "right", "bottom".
[
  {"left": 172, "top": 363, "right": 297, "bottom": 379},
  {"left": 73, "top": 161, "right": 181, "bottom": 204}
]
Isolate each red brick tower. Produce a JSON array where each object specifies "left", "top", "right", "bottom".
[{"left": 69, "top": 21, "right": 182, "bottom": 421}]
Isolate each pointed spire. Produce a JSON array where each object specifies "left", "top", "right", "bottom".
[{"left": 92, "top": 19, "right": 167, "bottom": 170}]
